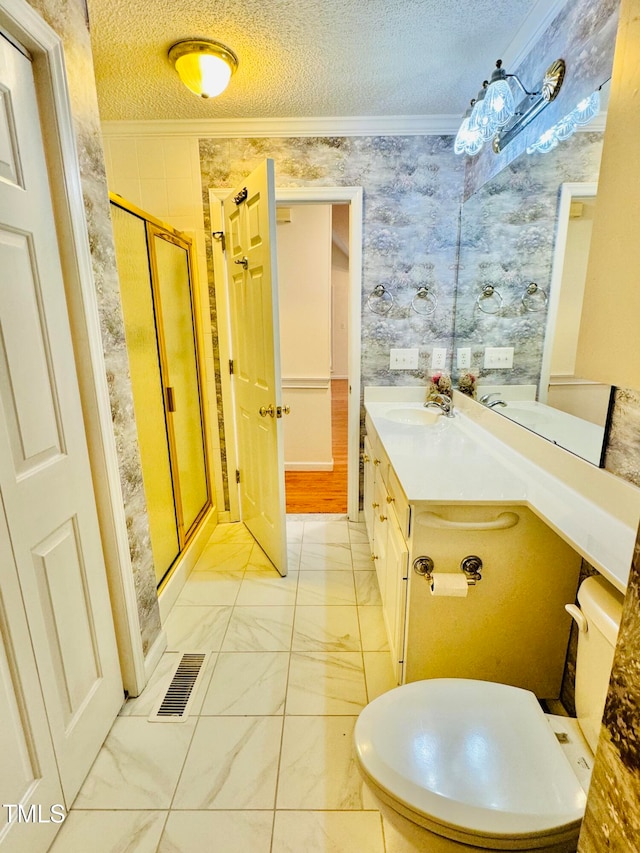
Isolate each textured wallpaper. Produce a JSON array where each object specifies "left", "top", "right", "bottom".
[
  {"left": 200, "top": 135, "right": 465, "bottom": 504},
  {"left": 27, "top": 0, "right": 161, "bottom": 655}
]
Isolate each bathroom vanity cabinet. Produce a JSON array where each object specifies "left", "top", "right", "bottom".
[
  {"left": 363, "top": 428, "right": 410, "bottom": 684},
  {"left": 363, "top": 405, "right": 585, "bottom": 698}
]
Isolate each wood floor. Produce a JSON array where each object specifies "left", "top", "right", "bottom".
[{"left": 285, "top": 379, "right": 348, "bottom": 513}]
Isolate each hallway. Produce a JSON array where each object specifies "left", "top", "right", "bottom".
[
  {"left": 285, "top": 380, "right": 348, "bottom": 514},
  {"left": 50, "top": 517, "right": 397, "bottom": 852}
]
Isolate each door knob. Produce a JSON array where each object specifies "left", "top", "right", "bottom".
[
  {"left": 276, "top": 405, "right": 291, "bottom": 418},
  {"left": 234, "top": 256, "right": 249, "bottom": 270},
  {"left": 259, "top": 404, "right": 275, "bottom": 417}
]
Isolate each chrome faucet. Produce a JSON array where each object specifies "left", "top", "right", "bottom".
[
  {"left": 424, "top": 393, "right": 455, "bottom": 417},
  {"left": 479, "top": 393, "right": 507, "bottom": 408}
]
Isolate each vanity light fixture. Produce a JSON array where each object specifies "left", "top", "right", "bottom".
[
  {"left": 168, "top": 38, "right": 238, "bottom": 98},
  {"left": 527, "top": 89, "right": 601, "bottom": 154},
  {"left": 454, "top": 58, "right": 566, "bottom": 156}
]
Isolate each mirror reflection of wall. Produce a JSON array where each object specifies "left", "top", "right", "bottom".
[
  {"left": 540, "top": 188, "right": 612, "bottom": 430},
  {"left": 454, "top": 129, "right": 612, "bottom": 465}
]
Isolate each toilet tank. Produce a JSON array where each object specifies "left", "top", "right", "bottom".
[{"left": 574, "top": 575, "right": 624, "bottom": 753}]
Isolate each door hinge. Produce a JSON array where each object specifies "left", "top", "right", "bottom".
[
  {"left": 212, "top": 230, "right": 226, "bottom": 252},
  {"left": 234, "top": 187, "right": 248, "bottom": 205},
  {"left": 235, "top": 469, "right": 241, "bottom": 484},
  {"left": 229, "top": 359, "right": 234, "bottom": 375}
]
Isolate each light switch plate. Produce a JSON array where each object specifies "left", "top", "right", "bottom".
[
  {"left": 484, "top": 346, "right": 514, "bottom": 368},
  {"left": 431, "top": 347, "right": 447, "bottom": 370},
  {"left": 390, "top": 347, "right": 419, "bottom": 369}
]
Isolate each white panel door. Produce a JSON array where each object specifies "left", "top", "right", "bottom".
[
  {"left": 223, "top": 161, "right": 287, "bottom": 575},
  {"left": 0, "top": 34, "right": 123, "bottom": 805},
  {"left": 0, "top": 501, "right": 65, "bottom": 852}
]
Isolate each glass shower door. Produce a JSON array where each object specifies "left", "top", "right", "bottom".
[
  {"left": 150, "top": 229, "right": 209, "bottom": 537},
  {"left": 111, "top": 206, "right": 180, "bottom": 583}
]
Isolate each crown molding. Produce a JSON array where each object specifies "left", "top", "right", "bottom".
[{"left": 101, "top": 114, "right": 462, "bottom": 139}]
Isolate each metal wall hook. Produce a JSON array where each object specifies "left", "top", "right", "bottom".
[
  {"left": 477, "top": 284, "right": 503, "bottom": 315},
  {"left": 411, "top": 286, "right": 438, "bottom": 316},
  {"left": 521, "top": 281, "right": 548, "bottom": 312},
  {"left": 367, "top": 284, "right": 394, "bottom": 315}
]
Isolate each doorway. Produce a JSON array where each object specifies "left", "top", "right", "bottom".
[
  {"left": 277, "top": 202, "right": 350, "bottom": 513},
  {"left": 210, "top": 186, "right": 363, "bottom": 523}
]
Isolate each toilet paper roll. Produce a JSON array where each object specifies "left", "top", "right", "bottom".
[{"left": 430, "top": 573, "right": 468, "bottom": 597}]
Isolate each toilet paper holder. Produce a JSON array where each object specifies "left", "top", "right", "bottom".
[{"left": 413, "top": 555, "right": 483, "bottom": 585}]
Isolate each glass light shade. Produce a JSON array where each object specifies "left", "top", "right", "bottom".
[
  {"left": 554, "top": 113, "right": 577, "bottom": 141},
  {"left": 169, "top": 40, "right": 238, "bottom": 98},
  {"left": 454, "top": 117, "right": 471, "bottom": 155},
  {"left": 571, "top": 90, "right": 600, "bottom": 126},
  {"left": 527, "top": 127, "right": 559, "bottom": 154},
  {"left": 483, "top": 79, "right": 515, "bottom": 129},
  {"left": 464, "top": 126, "right": 484, "bottom": 156},
  {"left": 454, "top": 116, "right": 483, "bottom": 156},
  {"left": 469, "top": 96, "right": 495, "bottom": 142}
]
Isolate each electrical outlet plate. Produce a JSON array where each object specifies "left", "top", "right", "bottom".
[
  {"left": 431, "top": 347, "right": 447, "bottom": 370},
  {"left": 457, "top": 347, "right": 471, "bottom": 369},
  {"left": 484, "top": 346, "right": 514, "bottom": 368},
  {"left": 390, "top": 347, "right": 419, "bottom": 369}
]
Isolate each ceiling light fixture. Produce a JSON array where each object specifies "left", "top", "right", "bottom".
[
  {"left": 526, "top": 88, "right": 601, "bottom": 154},
  {"left": 454, "top": 58, "right": 566, "bottom": 157},
  {"left": 168, "top": 39, "right": 238, "bottom": 99}
]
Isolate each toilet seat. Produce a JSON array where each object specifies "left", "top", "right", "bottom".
[{"left": 354, "top": 679, "right": 587, "bottom": 848}]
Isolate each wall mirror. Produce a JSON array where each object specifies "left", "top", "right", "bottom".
[{"left": 453, "top": 111, "right": 615, "bottom": 466}]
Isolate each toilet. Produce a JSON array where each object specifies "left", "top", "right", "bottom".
[{"left": 354, "top": 575, "right": 623, "bottom": 852}]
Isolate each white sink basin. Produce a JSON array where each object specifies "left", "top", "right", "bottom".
[{"left": 383, "top": 407, "right": 444, "bottom": 426}]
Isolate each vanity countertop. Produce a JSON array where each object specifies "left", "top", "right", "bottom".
[{"left": 365, "top": 399, "right": 639, "bottom": 593}]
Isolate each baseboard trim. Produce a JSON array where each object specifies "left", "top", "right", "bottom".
[
  {"left": 140, "top": 629, "right": 167, "bottom": 694},
  {"left": 158, "top": 507, "right": 218, "bottom": 623}
]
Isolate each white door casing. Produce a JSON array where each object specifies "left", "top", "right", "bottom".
[
  {"left": 222, "top": 160, "right": 288, "bottom": 574},
  {"left": 0, "top": 31, "right": 123, "bottom": 806}
]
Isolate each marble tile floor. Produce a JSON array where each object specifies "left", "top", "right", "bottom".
[{"left": 50, "top": 515, "right": 400, "bottom": 853}]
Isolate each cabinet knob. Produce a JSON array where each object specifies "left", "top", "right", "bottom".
[
  {"left": 372, "top": 501, "right": 379, "bottom": 509},
  {"left": 379, "top": 514, "right": 387, "bottom": 523},
  {"left": 386, "top": 495, "right": 395, "bottom": 504},
  {"left": 373, "top": 458, "right": 381, "bottom": 466},
  {"left": 362, "top": 453, "right": 370, "bottom": 463},
  {"left": 372, "top": 554, "right": 378, "bottom": 561}
]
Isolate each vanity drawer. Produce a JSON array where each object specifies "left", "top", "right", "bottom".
[
  {"left": 386, "top": 464, "right": 410, "bottom": 539},
  {"left": 364, "top": 420, "right": 388, "bottom": 481}
]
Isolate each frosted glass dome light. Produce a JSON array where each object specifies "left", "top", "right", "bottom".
[
  {"left": 571, "top": 90, "right": 601, "bottom": 126},
  {"left": 454, "top": 106, "right": 483, "bottom": 156},
  {"left": 169, "top": 39, "right": 238, "bottom": 99},
  {"left": 483, "top": 60, "right": 515, "bottom": 129}
]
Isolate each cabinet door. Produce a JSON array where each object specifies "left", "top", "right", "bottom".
[
  {"left": 363, "top": 435, "right": 375, "bottom": 539},
  {"left": 372, "top": 477, "right": 389, "bottom": 602},
  {"left": 384, "top": 515, "right": 409, "bottom": 685}
]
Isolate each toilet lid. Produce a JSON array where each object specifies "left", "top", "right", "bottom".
[{"left": 354, "top": 679, "right": 587, "bottom": 840}]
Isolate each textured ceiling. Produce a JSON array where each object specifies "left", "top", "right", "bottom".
[{"left": 86, "top": 0, "right": 551, "bottom": 122}]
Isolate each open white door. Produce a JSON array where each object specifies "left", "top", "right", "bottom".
[
  {"left": 0, "top": 32, "right": 123, "bottom": 807},
  {"left": 223, "top": 160, "right": 288, "bottom": 575}
]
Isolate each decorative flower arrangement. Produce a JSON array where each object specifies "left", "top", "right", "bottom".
[
  {"left": 458, "top": 373, "right": 477, "bottom": 398},
  {"left": 426, "top": 372, "right": 452, "bottom": 401}
]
